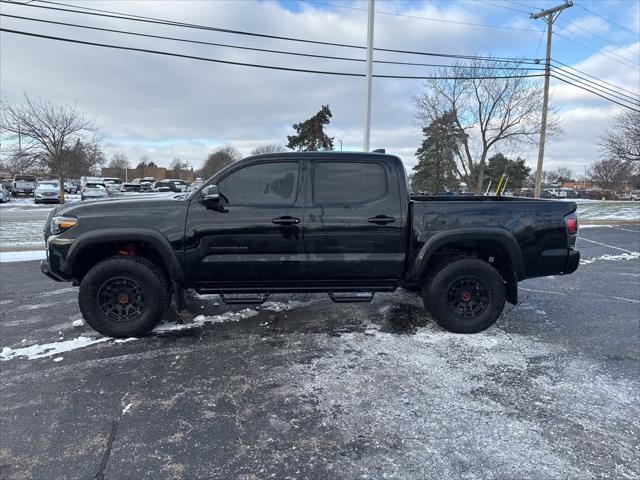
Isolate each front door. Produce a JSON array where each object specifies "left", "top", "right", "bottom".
[
  {"left": 302, "top": 159, "right": 405, "bottom": 283},
  {"left": 184, "top": 160, "right": 305, "bottom": 286}
]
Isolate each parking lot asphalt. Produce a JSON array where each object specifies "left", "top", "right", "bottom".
[{"left": 0, "top": 226, "right": 638, "bottom": 479}]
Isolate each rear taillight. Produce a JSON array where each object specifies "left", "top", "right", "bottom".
[{"left": 565, "top": 212, "right": 578, "bottom": 236}]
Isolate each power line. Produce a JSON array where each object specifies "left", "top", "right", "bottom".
[
  {"left": 552, "top": 30, "right": 640, "bottom": 69},
  {"left": 0, "top": 13, "right": 546, "bottom": 71},
  {"left": 551, "top": 73, "right": 640, "bottom": 112},
  {"left": 551, "top": 67, "right": 640, "bottom": 105},
  {"left": 304, "top": 0, "right": 542, "bottom": 33},
  {"left": 0, "top": 27, "right": 548, "bottom": 81},
  {"left": 575, "top": 2, "right": 639, "bottom": 36},
  {"left": 555, "top": 17, "right": 640, "bottom": 60},
  {"left": 551, "top": 58, "right": 640, "bottom": 98},
  {"left": 473, "top": 0, "right": 531, "bottom": 15},
  {"left": 0, "top": 0, "right": 543, "bottom": 64}
]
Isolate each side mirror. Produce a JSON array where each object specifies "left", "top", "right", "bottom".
[{"left": 201, "top": 184, "right": 220, "bottom": 202}]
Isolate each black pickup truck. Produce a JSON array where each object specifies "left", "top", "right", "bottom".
[{"left": 41, "top": 152, "right": 580, "bottom": 337}]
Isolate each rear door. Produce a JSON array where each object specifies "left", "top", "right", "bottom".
[
  {"left": 302, "top": 159, "right": 405, "bottom": 282},
  {"left": 184, "top": 160, "right": 305, "bottom": 285}
]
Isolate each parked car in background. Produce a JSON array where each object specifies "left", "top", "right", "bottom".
[
  {"left": 620, "top": 190, "right": 640, "bottom": 200},
  {"left": 166, "top": 179, "right": 187, "bottom": 192},
  {"left": 103, "top": 177, "right": 123, "bottom": 194},
  {"left": 1, "top": 178, "right": 13, "bottom": 194},
  {"left": 64, "top": 181, "right": 78, "bottom": 194},
  {"left": 12, "top": 174, "right": 37, "bottom": 196},
  {"left": 34, "top": 181, "right": 61, "bottom": 204},
  {"left": 122, "top": 183, "right": 142, "bottom": 192},
  {"left": 154, "top": 179, "right": 185, "bottom": 193},
  {"left": 80, "top": 182, "right": 108, "bottom": 201},
  {"left": 0, "top": 183, "right": 10, "bottom": 203},
  {"left": 153, "top": 181, "right": 172, "bottom": 192}
]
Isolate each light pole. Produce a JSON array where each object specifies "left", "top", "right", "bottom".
[
  {"left": 363, "top": 0, "right": 374, "bottom": 152},
  {"left": 339, "top": 139, "right": 343, "bottom": 152}
]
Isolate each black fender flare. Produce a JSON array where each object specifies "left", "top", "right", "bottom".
[
  {"left": 409, "top": 228, "right": 525, "bottom": 282},
  {"left": 65, "top": 228, "right": 184, "bottom": 283}
]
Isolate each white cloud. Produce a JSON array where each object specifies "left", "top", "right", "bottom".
[{"left": 0, "top": 0, "right": 637, "bottom": 176}]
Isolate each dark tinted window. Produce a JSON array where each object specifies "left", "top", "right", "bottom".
[
  {"left": 313, "top": 162, "right": 386, "bottom": 204},
  {"left": 219, "top": 162, "right": 299, "bottom": 205}
]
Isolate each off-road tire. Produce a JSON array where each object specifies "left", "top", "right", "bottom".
[
  {"left": 79, "top": 256, "right": 170, "bottom": 338},
  {"left": 423, "top": 257, "right": 506, "bottom": 333}
]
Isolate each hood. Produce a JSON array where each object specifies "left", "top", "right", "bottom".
[{"left": 53, "top": 193, "right": 188, "bottom": 218}]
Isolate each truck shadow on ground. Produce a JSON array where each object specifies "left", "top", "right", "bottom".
[{"left": 155, "top": 290, "right": 440, "bottom": 341}]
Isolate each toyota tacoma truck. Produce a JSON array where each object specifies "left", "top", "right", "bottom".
[{"left": 41, "top": 152, "right": 580, "bottom": 337}]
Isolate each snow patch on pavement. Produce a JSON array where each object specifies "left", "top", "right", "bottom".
[
  {"left": 580, "top": 251, "right": 640, "bottom": 265},
  {"left": 15, "top": 302, "right": 57, "bottom": 311},
  {"left": 0, "top": 250, "right": 46, "bottom": 263},
  {"left": 2, "top": 300, "right": 312, "bottom": 360},
  {"left": 154, "top": 308, "right": 260, "bottom": 332},
  {"left": 1, "top": 336, "right": 109, "bottom": 360}
]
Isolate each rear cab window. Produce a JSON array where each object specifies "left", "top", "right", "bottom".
[{"left": 313, "top": 161, "right": 387, "bottom": 204}]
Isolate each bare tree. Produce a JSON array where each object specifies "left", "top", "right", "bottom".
[
  {"left": 599, "top": 110, "right": 640, "bottom": 164},
  {"left": 591, "top": 159, "right": 631, "bottom": 190},
  {"left": 251, "top": 144, "right": 287, "bottom": 155},
  {"left": 199, "top": 146, "right": 239, "bottom": 179},
  {"left": 415, "top": 59, "right": 562, "bottom": 193},
  {"left": 1, "top": 94, "right": 96, "bottom": 202},
  {"left": 108, "top": 153, "right": 129, "bottom": 179}
]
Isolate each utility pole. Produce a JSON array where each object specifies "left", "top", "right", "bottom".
[
  {"left": 531, "top": 1, "right": 573, "bottom": 198},
  {"left": 363, "top": 0, "right": 374, "bottom": 152}
]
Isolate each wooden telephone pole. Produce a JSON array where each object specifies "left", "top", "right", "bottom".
[{"left": 532, "top": 1, "right": 573, "bottom": 198}]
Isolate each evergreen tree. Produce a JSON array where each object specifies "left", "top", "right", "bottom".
[
  {"left": 411, "top": 111, "right": 465, "bottom": 194},
  {"left": 287, "top": 105, "right": 334, "bottom": 151},
  {"left": 484, "top": 153, "right": 531, "bottom": 190}
]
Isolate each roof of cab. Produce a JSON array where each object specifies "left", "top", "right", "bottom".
[{"left": 242, "top": 150, "right": 401, "bottom": 164}]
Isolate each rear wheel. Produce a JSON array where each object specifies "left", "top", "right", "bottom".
[
  {"left": 423, "top": 257, "right": 506, "bottom": 333},
  {"left": 79, "top": 256, "right": 170, "bottom": 337}
]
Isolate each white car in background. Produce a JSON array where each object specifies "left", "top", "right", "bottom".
[
  {"left": 34, "top": 181, "right": 61, "bottom": 204},
  {"left": 0, "top": 183, "right": 10, "bottom": 203},
  {"left": 81, "top": 182, "right": 108, "bottom": 201},
  {"left": 103, "top": 177, "right": 123, "bottom": 194}
]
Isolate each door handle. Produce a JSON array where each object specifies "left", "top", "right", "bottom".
[
  {"left": 272, "top": 216, "right": 300, "bottom": 226},
  {"left": 368, "top": 215, "right": 396, "bottom": 225}
]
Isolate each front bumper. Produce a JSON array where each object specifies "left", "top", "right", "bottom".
[
  {"left": 40, "top": 259, "right": 66, "bottom": 282},
  {"left": 564, "top": 249, "right": 580, "bottom": 274}
]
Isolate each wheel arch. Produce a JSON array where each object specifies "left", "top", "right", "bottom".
[
  {"left": 410, "top": 228, "right": 524, "bottom": 304},
  {"left": 66, "top": 228, "right": 184, "bottom": 284}
]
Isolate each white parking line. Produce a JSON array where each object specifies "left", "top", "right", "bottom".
[{"left": 578, "top": 236, "right": 635, "bottom": 254}]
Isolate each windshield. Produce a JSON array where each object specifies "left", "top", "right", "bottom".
[
  {"left": 85, "top": 183, "right": 105, "bottom": 189},
  {"left": 15, "top": 175, "right": 36, "bottom": 182},
  {"left": 39, "top": 182, "right": 58, "bottom": 188}
]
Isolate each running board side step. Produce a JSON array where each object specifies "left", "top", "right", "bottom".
[
  {"left": 328, "top": 292, "right": 375, "bottom": 303},
  {"left": 220, "top": 293, "right": 270, "bottom": 304}
]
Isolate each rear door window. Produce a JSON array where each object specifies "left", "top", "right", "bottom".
[{"left": 313, "top": 161, "right": 387, "bottom": 204}]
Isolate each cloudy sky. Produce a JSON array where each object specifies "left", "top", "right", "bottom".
[{"left": 1, "top": 0, "right": 638, "bottom": 177}]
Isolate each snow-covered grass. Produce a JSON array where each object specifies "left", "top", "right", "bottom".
[
  {"left": 0, "top": 251, "right": 46, "bottom": 263},
  {"left": 577, "top": 201, "right": 640, "bottom": 222}
]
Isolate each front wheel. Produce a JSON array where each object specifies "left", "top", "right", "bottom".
[
  {"left": 79, "top": 256, "right": 170, "bottom": 337},
  {"left": 423, "top": 258, "right": 506, "bottom": 333}
]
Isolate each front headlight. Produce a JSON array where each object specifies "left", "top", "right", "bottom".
[{"left": 51, "top": 216, "right": 78, "bottom": 235}]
